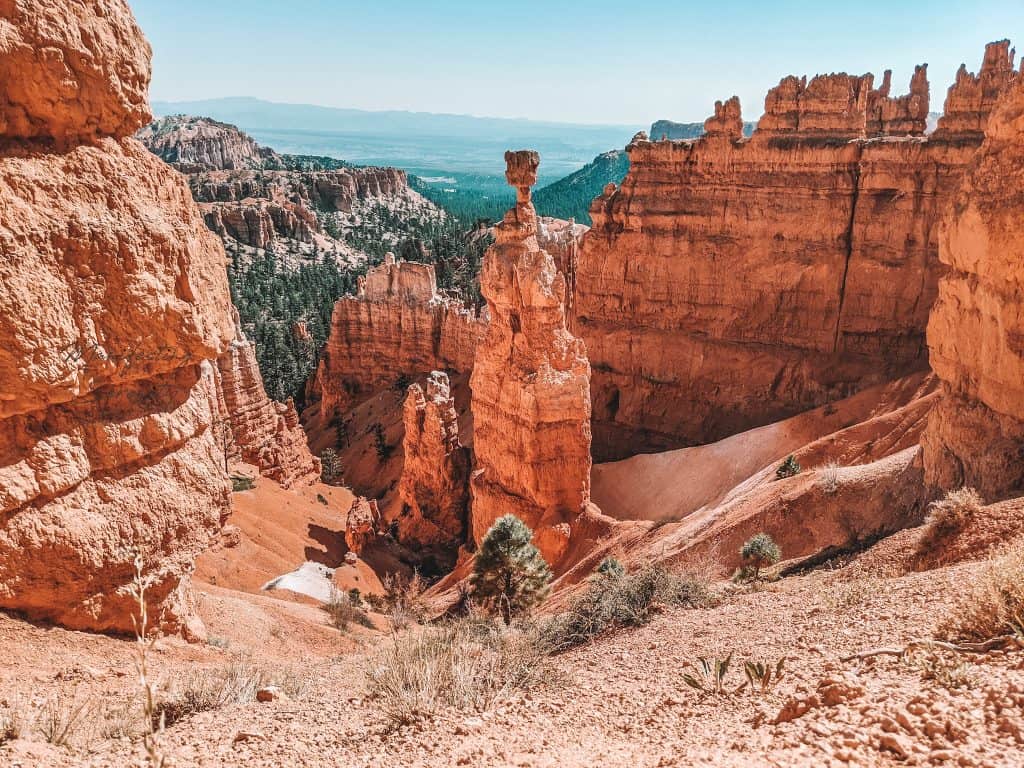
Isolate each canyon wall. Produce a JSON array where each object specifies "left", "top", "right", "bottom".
[
  {"left": 578, "top": 43, "right": 1020, "bottom": 460},
  {"left": 469, "top": 151, "right": 594, "bottom": 565},
  {"left": 0, "top": 0, "right": 235, "bottom": 635},
  {"left": 922, "top": 75, "right": 1024, "bottom": 500},
  {"left": 311, "top": 253, "right": 484, "bottom": 420},
  {"left": 136, "top": 115, "right": 276, "bottom": 171}
]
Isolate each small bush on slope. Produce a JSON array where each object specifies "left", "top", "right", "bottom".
[
  {"left": 775, "top": 455, "right": 801, "bottom": 480},
  {"left": 325, "top": 588, "right": 374, "bottom": 631},
  {"left": 939, "top": 541, "right": 1024, "bottom": 643},
  {"left": 543, "top": 563, "right": 713, "bottom": 651},
  {"left": 916, "top": 487, "right": 983, "bottom": 556},
  {"left": 739, "top": 533, "right": 782, "bottom": 580},
  {"left": 471, "top": 515, "right": 552, "bottom": 625}
]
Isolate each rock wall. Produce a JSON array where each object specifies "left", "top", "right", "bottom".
[
  {"left": 469, "top": 151, "right": 594, "bottom": 565},
  {"left": 312, "top": 253, "right": 484, "bottom": 419},
  {"left": 396, "top": 372, "right": 469, "bottom": 560},
  {"left": 136, "top": 115, "right": 275, "bottom": 171},
  {"left": 922, "top": 73, "right": 1024, "bottom": 499},
  {"left": 213, "top": 312, "right": 320, "bottom": 489},
  {"left": 0, "top": 0, "right": 235, "bottom": 636},
  {"left": 578, "top": 43, "right": 1019, "bottom": 460}
]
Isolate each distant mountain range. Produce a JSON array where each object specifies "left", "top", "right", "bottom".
[{"left": 151, "top": 97, "right": 642, "bottom": 180}]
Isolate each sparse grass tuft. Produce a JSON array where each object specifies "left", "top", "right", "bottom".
[
  {"left": 0, "top": 708, "right": 20, "bottom": 745},
  {"left": 817, "top": 460, "right": 842, "bottom": 494},
  {"left": 35, "top": 690, "right": 92, "bottom": 748},
  {"left": 366, "top": 619, "right": 551, "bottom": 725},
  {"left": 938, "top": 541, "right": 1024, "bottom": 643},
  {"left": 325, "top": 588, "right": 374, "bottom": 631},
  {"left": 904, "top": 649, "right": 975, "bottom": 690},
  {"left": 543, "top": 564, "right": 713, "bottom": 651},
  {"left": 917, "top": 487, "right": 982, "bottom": 555}
]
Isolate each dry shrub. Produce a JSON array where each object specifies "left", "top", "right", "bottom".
[
  {"left": 366, "top": 619, "right": 550, "bottom": 725},
  {"left": 325, "top": 588, "right": 374, "bottom": 630},
  {"left": 0, "top": 707, "right": 21, "bottom": 745},
  {"left": 917, "top": 487, "right": 982, "bottom": 554},
  {"left": 905, "top": 649, "right": 974, "bottom": 690},
  {"left": 817, "top": 460, "right": 842, "bottom": 494},
  {"left": 543, "top": 564, "right": 713, "bottom": 651},
  {"left": 154, "top": 660, "right": 310, "bottom": 728},
  {"left": 375, "top": 571, "right": 428, "bottom": 630},
  {"left": 939, "top": 542, "right": 1024, "bottom": 643},
  {"left": 35, "top": 690, "right": 92, "bottom": 748}
]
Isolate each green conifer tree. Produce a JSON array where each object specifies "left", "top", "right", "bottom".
[{"left": 470, "top": 515, "right": 552, "bottom": 624}]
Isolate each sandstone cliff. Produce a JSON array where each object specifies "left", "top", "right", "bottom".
[
  {"left": 469, "top": 151, "right": 595, "bottom": 565},
  {"left": 0, "top": 0, "right": 235, "bottom": 635},
  {"left": 396, "top": 372, "right": 469, "bottom": 563},
  {"left": 213, "top": 311, "right": 320, "bottom": 489},
  {"left": 579, "top": 43, "right": 1019, "bottom": 460},
  {"left": 922, "top": 74, "right": 1024, "bottom": 499},
  {"left": 311, "top": 253, "right": 484, "bottom": 420}
]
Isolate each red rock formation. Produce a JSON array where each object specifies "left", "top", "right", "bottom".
[
  {"left": 934, "top": 41, "right": 1021, "bottom": 139},
  {"left": 311, "top": 253, "right": 484, "bottom": 419},
  {"left": 537, "top": 216, "right": 588, "bottom": 324},
  {"left": 136, "top": 115, "right": 275, "bottom": 171},
  {"left": 213, "top": 312, "right": 320, "bottom": 489},
  {"left": 396, "top": 371, "right": 469, "bottom": 557},
  {"left": 0, "top": 0, "right": 234, "bottom": 636},
  {"left": 469, "top": 151, "right": 594, "bottom": 565},
  {"left": 578, "top": 46, "right": 1018, "bottom": 460},
  {"left": 704, "top": 96, "right": 744, "bottom": 138},
  {"left": 922, "top": 76, "right": 1024, "bottom": 499},
  {"left": 344, "top": 496, "right": 382, "bottom": 554}
]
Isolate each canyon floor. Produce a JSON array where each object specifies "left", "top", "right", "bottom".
[{"left": 3, "top": 500, "right": 1023, "bottom": 768}]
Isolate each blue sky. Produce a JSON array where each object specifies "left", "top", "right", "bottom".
[{"left": 132, "top": 0, "right": 1024, "bottom": 126}]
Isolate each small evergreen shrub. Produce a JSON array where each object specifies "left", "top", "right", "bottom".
[
  {"left": 740, "top": 533, "right": 781, "bottom": 580},
  {"left": 230, "top": 474, "right": 255, "bottom": 492},
  {"left": 775, "top": 455, "right": 801, "bottom": 480},
  {"left": 320, "top": 448, "right": 342, "bottom": 484},
  {"left": 470, "top": 516, "right": 552, "bottom": 624},
  {"left": 372, "top": 423, "right": 393, "bottom": 461},
  {"left": 594, "top": 556, "right": 626, "bottom": 580}
]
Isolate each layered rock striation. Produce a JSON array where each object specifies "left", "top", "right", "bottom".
[
  {"left": 0, "top": 0, "right": 235, "bottom": 635},
  {"left": 922, "top": 75, "right": 1024, "bottom": 499},
  {"left": 396, "top": 372, "right": 470, "bottom": 560},
  {"left": 580, "top": 43, "right": 1020, "bottom": 460},
  {"left": 136, "top": 115, "right": 277, "bottom": 171},
  {"left": 469, "top": 151, "right": 594, "bottom": 565},
  {"left": 311, "top": 254, "right": 484, "bottom": 420}
]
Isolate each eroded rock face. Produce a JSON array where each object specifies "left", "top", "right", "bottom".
[
  {"left": 578, "top": 45, "right": 1019, "bottom": 460},
  {"left": 344, "top": 496, "right": 382, "bottom": 555},
  {"left": 136, "top": 115, "right": 275, "bottom": 171},
  {"left": 312, "top": 254, "right": 484, "bottom": 419},
  {"left": 0, "top": 0, "right": 234, "bottom": 635},
  {"left": 0, "top": 0, "right": 152, "bottom": 147},
  {"left": 922, "top": 75, "right": 1024, "bottom": 499},
  {"left": 213, "top": 312, "right": 320, "bottom": 489},
  {"left": 469, "top": 151, "right": 593, "bottom": 565},
  {"left": 396, "top": 372, "right": 469, "bottom": 559}
]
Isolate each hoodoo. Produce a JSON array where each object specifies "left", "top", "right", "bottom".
[
  {"left": 396, "top": 371, "right": 470, "bottom": 562},
  {"left": 923, "top": 74, "right": 1024, "bottom": 499},
  {"left": 578, "top": 43, "right": 1020, "bottom": 460},
  {"left": 0, "top": 0, "right": 234, "bottom": 635},
  {"left": 469, "top": 151, "right": 595, "bottom": 565}
]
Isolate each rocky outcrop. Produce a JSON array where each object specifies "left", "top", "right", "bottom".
[
  {"left": 344, "top": 496, "right": 382, "bottom": 554},
  {"left": 537, "top": 216, "right": 588, "bottom": 322},
  {"left": 213, "top": 312, "right": 320, "bottom": 489},
  {"left": 579, "top": 44, "right": 1019, "bottom": 460},
  {"left": 311, "top": 253, "right": 484, "bottom": 419},
  {"left": 469, "top": 151, "right": 594, "bottom": 565},
  {"left": 934, "top": 40, "right": 1020, "bottom": 139},
  {"left": 396, "top": 372, "right": 469, "bottom": 559},
  {"left": 0, "top": 0, "right": 234, "bottom": 636},
  {"left": 922, "top": 75, "right": 1024, "bottom": 499},
  {"left": 136, "top": 115, "right": 276, "bottom": 171},
  {"left": 203, "top": 200, "right": 318, "bottom": 250}
]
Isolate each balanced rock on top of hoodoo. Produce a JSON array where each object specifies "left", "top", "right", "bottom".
[
  {"left": 0, "top": 0, "right": 235, "bottom": 637},
  {"left": 469, "top": 150, "right": 595, "bottom": 566}
]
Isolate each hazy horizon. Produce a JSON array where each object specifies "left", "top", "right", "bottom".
[{"left": 131, "top": 0, "right": 1024, "bottom": 126}]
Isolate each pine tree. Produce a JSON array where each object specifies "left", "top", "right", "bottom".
[
  {"left": 470, "top": 515, "right": 552, "bottom": 624},
  {"left": 320, "top": 448, "right": 342, "bottom": 484}
]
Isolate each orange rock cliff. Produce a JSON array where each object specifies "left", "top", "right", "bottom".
[
  {"left": 309, "top": 253, "right": 484, "bottom": 419},
  {"left": 578, "top": 43, "right": 1021, "bottom": 460},
  {"left": 468, "top": 151, "right": 596, "bottom": 564},
  {"left": 0, "top": 0, "right": 235, "bottom": 636},
  {"left": 0, "top": 0, "right": 318, "bottom": 636},
  {"left": 922, "top": 74, "right": 1024, "bottom": 500}
]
